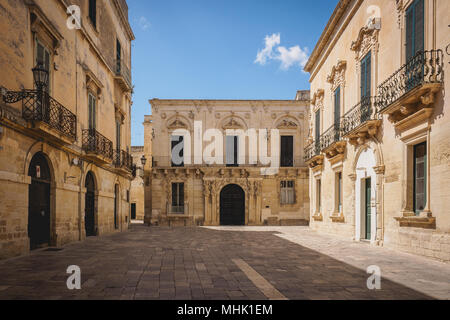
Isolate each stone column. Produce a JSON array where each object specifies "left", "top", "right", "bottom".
[{"left": 374, "top": 165, "right": 385, "bottom": 245}]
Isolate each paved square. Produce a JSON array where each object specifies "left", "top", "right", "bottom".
[{"left": 0, "top": 225, "right": 448, "bottom": 300}]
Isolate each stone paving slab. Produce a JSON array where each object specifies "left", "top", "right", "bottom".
[{"left": 0, "top": 225, "right": 447, "bottom": 300}]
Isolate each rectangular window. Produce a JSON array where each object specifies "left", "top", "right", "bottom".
[
  {"left": 315, "top": 110, "right": 321, "bottom": 148},
  {"left": 89, "top": 0, "right": 97, "bottom": 28},
  {"left": 116, "top": 39, "right": 122, "bottom": 73},
  {"left": 88, "top": 93, "right": 96, "bottom": 130},
  {"left": 406, "top": 0, "right": 424, "bottom": 62},
  {"left": 116, "top": 121, "right": 121, "bottom": 151},
  {"left": 334, "top": 87, "right": 341, "bottom": 128},
  {"left": 360, "top": 52, "right": 372, "bottom": 99},
  {"left": 414, "top": 142, "right": 427, "bottom": 215},
  {"left": 336, "top": 172, "right": 343, "bottom": 213},
  {"left": 171, "top": 135, "right": 184, "bottom": 167},
  {"left": 226, "top": 135, "right": 239, "bottom": 167},
  {"left": 36, "top": 40, "right": 51, "bottom": 93},
  {"left": 317, "top": 179, "right": 322, "bottom": 213},
  {"left": 281, "top": 181, "right": 295, "bottom": 205},
  {"left": 171, "top": 183, "right": 184, "bottom": 214},
  {"left": 281, "top": 136, "right": 294, "bottom": 167}
]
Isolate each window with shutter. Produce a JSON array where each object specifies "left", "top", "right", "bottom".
[
  {"left": 88, "top": 93, "right": 96, "bottom": 130},
  {"left": 36, "top": 40, "right": 51, "bottom": 93},
  {"left": 405, "top": 0, "right": 424, "bottom": 62},
  {"left": 315, "top": 110, "right": 321, "bottom": 146},
  {"left": 334, "top": 87, "right": 341, "bottom": 129},
  {"left": 281, "top": 136, "right": 294, "bottom": 167}
]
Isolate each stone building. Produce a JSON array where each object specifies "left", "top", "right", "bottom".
[
  {"left": 130, "top": 146, "right": 145, "bottom": 221},
  {"left": 146, "top": 96, "right": 310, "bottom": 226},
  {"left": 304, "top": 0, "right": 449, "bottom": 261},
  {"left": 0, "top": 0, "right": 134, "bottom": 259}
]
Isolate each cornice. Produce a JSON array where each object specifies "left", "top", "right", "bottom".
[{"left": 304, "top": 0, "right": 352, "bottom": 73}]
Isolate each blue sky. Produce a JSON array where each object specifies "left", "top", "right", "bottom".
[{"left": 128, "top": 0, "right": 339, "bottom": 146}]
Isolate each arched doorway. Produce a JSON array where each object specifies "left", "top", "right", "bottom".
[
  {"left": 354, "top": 147, "right": 377, "bottom": 242},
  {"left": 220, "top": 184, "right": 245, "bottom": 226},
  {"left": 28, "top": 152, "right": 52, "bottom": 250},
  {"left": 85, "top": 172, "right": 96, "bottom": 237}
]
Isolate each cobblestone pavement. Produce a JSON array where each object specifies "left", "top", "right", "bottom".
[{"left": 0, "top": 225, "right": 448, "bottom": 300}]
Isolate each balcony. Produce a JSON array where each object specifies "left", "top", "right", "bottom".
[
  {"left": 82, "top": 129, "right": 113, "bottom": 164},
  {"left": 304, "top": 142, "right": 323, "bottom": 170},
  {"left": 341, "top": 96, "right": 381, "bottom": 146},
  {"left": 320, "top": 124, "right": 346, "bottom": 162},
  {"left": 113, "top": 59, "right": 132, "bottom": 91},
  {"left": 377, "top": 50, "right": 443, "bottom": 131},
  {"left": 3, "top": 90, "right": 77, "bottom": 144},
  {"left": 113, "top": 149, "right": 133, "bottom": 173}
]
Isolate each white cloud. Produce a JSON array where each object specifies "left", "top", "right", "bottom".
[
  {"left": 138, "top": 16, "right": 151, "bottom": 31},
  {"left": 254, "top": 33, "right": 280, "bottom": 65},
  {"left": 254, "top": 33, "right": 309, "bottom": 71},
  {"left": 276, "top": 45, "right": 309, "bottom": 70}
]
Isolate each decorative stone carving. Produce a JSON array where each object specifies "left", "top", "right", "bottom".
[
  {"left": 327, "top": 60, "right": 347, "bottom": 91},
  {"left": 351, "top": 26, "right": 379, "bottom": 60},
  {"left": 276, "top": 119, "right": 298, "bottom": 130},
  {"left": 222, "top": 117, "right": 244, "bottom": 130},
  {"left": 167, "top": 118, "right": 188, "bottom": 130}
]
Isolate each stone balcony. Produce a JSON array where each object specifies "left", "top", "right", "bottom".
[
  {"left": 320, "top": 123, "right": 346, "bottom": 164},
  {"left": 2, "top": 89, "right": 77, "bottom": 145},
  {"left": 114, "top": 59, "right": 132, "bottom": 92},
  {"left": 82, "top": 129, "right": 114, "bottom": 164},
  {"left": 377, "top": 49, "right": 444, "bottom": 132},
  {"left": 341, "top": 96, "right": 381, "bottom": 146},
  {"left": 304, "top": 142, "right": 324, "bottom": 171}
]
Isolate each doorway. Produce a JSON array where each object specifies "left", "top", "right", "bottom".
[
  {"left": 85, "top": 172, "right": 96, "bottom": 237},
  {"left": 220, "top": 184, "right": 245, "bottom": 226},
  {"left": 28, "top": 152, "right": 52, "bottom": 250},
  {"left": 364, "top": 178, "right": 372, "bottom": 240},
  {"left": 131, "top": 203, "right": 136, "bottom": 220}
]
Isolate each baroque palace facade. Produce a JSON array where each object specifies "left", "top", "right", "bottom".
[
  {"left": 145, "top": 93, "right": 311, "bottom": 226},
  {"left": 304, "top": 0, "right": 449, "bottom": 261},
  {"left": 0, "top": 0, "right": 134, "bottom": 259}
]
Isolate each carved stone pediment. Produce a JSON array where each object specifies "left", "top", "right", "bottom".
[
  {"left": 327, "top": 61, "right": 347, "bottom": 91},
  {"left": 350, "top": 26, "right": 379, "bottom": 60},
  {"left": 222, "top": 118, "right": 244, "bottom": 130},
  {"left": 311, "top": 89, "right": 324, "bottom": 108},
  {"left": 277, "top": 119, "right": 298, "bottom": 130},
  {"left": 167, "top": 118, "right": 188, "bottom": 130}
]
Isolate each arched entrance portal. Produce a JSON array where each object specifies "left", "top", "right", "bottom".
[
  {"left": 220, "top": 184, "right": 245, "bottom": 226},
  {"left": 28, "top": 152, "right": 52, "bottom": 250},
  {"left": 85, "top": 172, "right": 96, "bottom": 237}
]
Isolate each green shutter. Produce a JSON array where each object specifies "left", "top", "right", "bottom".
[
  {"left": 334, "top": 87, "right": 340, "bottom": 127},
  {"left": 406, "top": 5, "right": 414, "bottom": 61},
  {"left": 415, "top": 0, "right": 424, "bottom": 54},
  {"left": 315, "top": 110, "right": 320, "bottom": 143}
]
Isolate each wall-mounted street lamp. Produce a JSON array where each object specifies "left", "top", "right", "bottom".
[
  {"left": 1, "top": 63, "right": 49, "bottom": 104},
  {"left": 140, "top": 155, "right": 147, "bottom": 167}
]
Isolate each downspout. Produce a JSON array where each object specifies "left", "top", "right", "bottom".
[{"left": 75, "top": 31, "right": 83, "bottom": 241}]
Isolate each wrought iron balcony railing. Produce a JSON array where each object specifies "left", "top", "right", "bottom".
[
  {"left": 377, "top": 49, "right": 444, "bottom": 112},
  {"left": 114, "top": 59, "right": 132, "bottom": 89},
  {"left": 113, "top": 149, "right": 133, "bottom": 171},
  {"left": 82, "top": 129, "right": 113, "bottom": 160},
  {"left": 341, "top": 96, "right": 379, "bottom": 136},
  {"left": 3, "top": 90, "right": 77, "bottom": 140},
  {"left": 304, "top": 142, "right": 321, "bottom": 163},
  {"left": 320, "top": 123, "right": 342, "bottom": 151}
]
